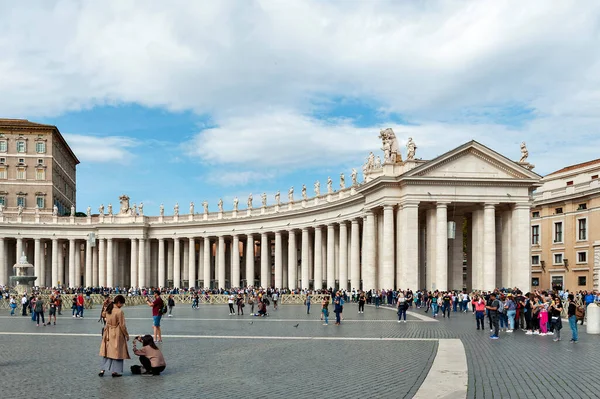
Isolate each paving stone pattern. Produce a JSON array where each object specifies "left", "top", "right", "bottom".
[{"left": 0, "top": 303, "right": 598, "bottom": 398}]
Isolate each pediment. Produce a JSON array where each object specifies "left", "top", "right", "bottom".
[{"left": 404, "top": 141, "right": 541, "bottom": 180}]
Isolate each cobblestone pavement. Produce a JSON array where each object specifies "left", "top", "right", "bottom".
[{"left": 0, "top": 303, "right": 598, "bottom": 398}]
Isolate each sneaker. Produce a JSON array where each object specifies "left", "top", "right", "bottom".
[
  {"left": 506, "top": 330, "right": 513, "bottom": 333},
  {"left": 398, "top": 320, "right": 401, "bottom": 323},
  {"left": 525, "top": 331, "right": 533, "bottom": 335},
  {"left": 403, "top": 320, "right": 406, "bottom": 323},
  {"left": 540, "top": 333, "right": 547, "bottom": 336},
  {"left": 323, "top": 323, "right": 328, "bottom": 326},
  {"left": 571, "top": 340, "right": 578, "bottom": 344},
  {"left": 553, "top": 338, "right": 560, "bottom": 342},
  {"left": 490, "top": 335, "right": 499, "bottom": 340},
  {"left": 477, "top": 327, "right": 480, "bottom": 330},
  {"left": 547, "top": 331, "right": 554, "bottom": 335},
  {"left": 533, "top": 331, "right": 540, "bottom": 335}
]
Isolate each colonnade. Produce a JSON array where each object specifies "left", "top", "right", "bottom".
[{"left": 0, "top": 201, "right": 530, "bottom": 291}]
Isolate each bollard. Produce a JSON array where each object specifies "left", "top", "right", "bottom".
[{"left": 586, "top": 303, "right": 600, "bottom": 334}]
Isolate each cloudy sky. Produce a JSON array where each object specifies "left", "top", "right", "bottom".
[{"left": 1, "top": 0, "right": 599, "bottom": 214}]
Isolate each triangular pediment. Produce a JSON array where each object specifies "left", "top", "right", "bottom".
[{"left": 404, "top": 141, "right": 541, "bottom": 180}]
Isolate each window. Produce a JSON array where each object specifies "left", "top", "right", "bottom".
[
  {"left": 531, "top": 225, "right": 540, "bottom": 245},
  {"left": 16, "top": 141, "right": 26, "bottom": 153},
  {"left": 0, "top": 196, "right": 5, "bottom": 206},
  {"left": 0, "top": 140, "right": 6, "bottom": 152},
  {"left": 17, "top": 196, "right": 25, "bottom": 207},
  {"left": 35, "top": 169, "right": 45, "bottom": 180},
  {"left": 577, "top": 251, "right": 587, "bottom": 264},
  {"left": 16, "top": 167, "right": 26, "bottom": 180},
  {"left": 554, "top": 222, "right": 563, "bottom": 243},
  {"left": 531, "top": 277, "right": 539, "bottom": 287},
  {"left": 0, "top": 167, "right": 6, "bottom": 179},
  {"left": 0, "top": 157, "right": 5, "bottom": 164},
  {"left": 555, "top": 207, "right": 563, "bottom": 214},
  {"left": 578, "top": 276, "right": 587, "bottom": 286},
  {"left": 532, "top": 211, "right": 540, "bottom": 218},
  {"left": 566, "top": 181, "right": 574, "bottom": 186},
  {"left": 17, "top": 158, "right": 24, "bottom": 164},
  {"left": 578, "top": 218, "right": 587, "bottom": 240},
  {"left": 532, "top": 255, "right": 540, "bottom": 265},
  {"left": 551, "top": 276, "right": 563, "bottom": 291},
  {"left": 35, "top": 142, "right": 46, "bottom": 153},
  {"left": 554, "top": 253, "right": 563, "bottom": 264},
  {"left": 36, "top": 196, "right": 44, "bottom": 209},
  {"left": 578, "top": 203, "right": 587, "bottom": 210},
  {"left": 37, "top": 158, "right": 43, "bottom": 165}
]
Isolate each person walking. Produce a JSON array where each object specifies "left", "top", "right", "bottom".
[
  {"left": 358, "top": 291, "right": 366, "bottom": 314},
  {"left": 567, "top": 294, "right": 578, "bottom": 343},
  {"left": 167, "top": 294, "right": 175, "bottom": 318},
  {"left": 397, "top": 292, "right": 407, "bottom": 323},
  {"left": 21, "top": 294, "right": 28, "bottom": 316},
  {"left": 76, "top": 292, "right": 85, "bottom": 318},
  {"left": 34, "top": 295, "right": 46, "bottom": 327},
  {"left": 486, "top": 293, "right": 501, "bottom": 339},
  {"left": 99, "top": 295, "right": 130, "bottom": 377},
  {"left": 474, "top": 295, "right": 486, "bottom": 330},
  {"left": 48, "top": 295, "right": 58, "bottom": 325},
  {"left": 549, "top": 296, "right": 563, "bottom": 342},
  {"left": 505, "top": 294, "right": 517, "bottom": 333},
  {"left": 305, "top": 292, "right": 311, "bottom": 315},
  {"left": 146, "top": 291, "right": 164, "bottom": 343},
  {"left": 9, "top": 295, "right": 17, "bottom": 316},
  {"left": 333, "top": 292, "right": 343, "bottom": 325},
  {"left": 228, "top": 294, "right": 235, "bottom": 315},
  {"left": 322, "top": 296, "right": 330, "bottom": 326}
]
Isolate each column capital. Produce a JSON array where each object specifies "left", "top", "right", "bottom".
[
  {"left": 382, "top": 204, "right": 395, "bottom": 210},
  {"left": 401, "top": 201, "right": 420, "bottom": 209},
  {"left": 484, "top": 203, "right": 498, "bottom": 210},
  {"left": 351, "top": 219, "right": 359, "bottom": 225},
  {"left": 513, "top": 203, "right": 530, "bottom": 210},
  {"left": 436, "top": 201, "right": 450, "bottom": 208}
]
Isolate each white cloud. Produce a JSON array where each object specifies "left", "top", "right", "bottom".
[
  {"left": 206, "top": 171, "right": 275, "bottom": 187},
  {"left": 1, "top": 1, "right": 600, "bottom": 175},
  {"left": 63, "top": 134, "right": 137, "bottom": 163}
]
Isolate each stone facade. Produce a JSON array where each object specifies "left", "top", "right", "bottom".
[
  {"left": 0, "top": 132, "right": 540, "bottom": 291},
  {"left": 0, "top": 119, "right": 79, "bottom": 215},
  {"left": 530, "top": 159, "right": 600, "bottom": 291}
]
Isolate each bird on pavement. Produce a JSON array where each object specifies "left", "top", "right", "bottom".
[{"left": 293, "top": 323, "right": 299, "bottom": 328}]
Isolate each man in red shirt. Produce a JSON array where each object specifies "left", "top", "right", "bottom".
[
  {"left": 146, "top": 291, "right": 164, "bottom": 343},
  {"left": 76, "top": 293, "right": 85, "bottom": 318}
]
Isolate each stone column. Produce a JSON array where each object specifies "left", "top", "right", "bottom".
[
  {"left": 381, "top": 205, "right": 395, "bottom": 290},
  {"left": 274, "top": 231, "right": 283, "bottom": 288},
  {"left": 98, "top": 239, "right": 106, "bottom": 287},
  {"left": 314, "top": 227, "right": 323, "bottom": 290},
  {"left": 282, "top": 236, "right": 288, "bottom": 288},
  {"left": 157, "top": 238, "right": 165, "bottom": 288},
  {"left": 138, "top": 238, "right": 146, "bottom": 287},
  {"left": 246, "top": 234, "right": 254, "bottom": 287},
  {"left": 301, "top": 228, "right": 310, "bottom": 289},
  {"left": 34, "top": 238, "right": 41, "bottom": 282},
  {"left": 58, "top": 242, "right": 65, "bottom": 287},
  {"left": 52, "top": 238, "right": 59, "bottom": 287},
  {"left": 85, "top": 239, "right": 93, "bottom": 287},
  {"left": 401, "top": 202, "right": 420, "bottom": 290},
  {"left": 363, "top": 211, "right": 376, "bottom": 291},
  {"left": 182, "top": 240, "right": 190, "bottom": 284},
  {"left": 511, "top": 204, "right": 531, "bottom": 290},
  {"left": 67, "top": 239, "right": 76, "bottom": 288},
  {"left": 471, "top": 208, "right": 483, "bottom": 290},
  {"left": 16, "top": 237, "right": 23, "bottom": 261},
  {"left": 425, "top": 209, "right": 436, "bottom": 291},
  {"left": 43, "top": 241, "right": 50, "bottom": 287},
  {"left": 501, "top": 211, "right": 512, "bottom": 288},
  {"left": 339, "top": 222, "right": 348, "bottom": 291},
  {"left": 395, "top": 206, "right": 403, "bottom": 288},
  {"left": 350, "top": 220, "right": 360, "bottom": 290},
  {"left": 450, "top": 215, "right": 464, "bottom": 290},
  {"left": 0, "top": 238, "right": 5, "bottom": 286},
  {"left": 288, "top": 230, "right": 297, "bottom": 289},
  {"left": 204, "top": 237, "right": 211, "bottom": 288},
  {"left": 92, "top": 243, "right": 98, "bottom": 287},
  {"left": 189, "top": 237, "right": 197, "bottom": 288},
  {"left": 173, "top": 238, "right": 181, "bottom": 288},
  {"left": 231, "top": 235, "right": 239, "bottom": 288},
  {"left": 436, "top": 202, "right": 448, "bottom": 292},
  {"left": 76, "top": 242, "right": 82, "bottom": 287},
  {"left": 260, "top": 233, "right": 269, "bottom": 288},
  {"left": 482, "top": 204, "right": 497, "bottom": 291},
  {"left": 218, "top": 236, "right": 226, "bottom": 288},
  {"left": 326, "top": 224, "right": 335, "bottom": 289},
  {"left": 130, "top": 239, "right": 138, "bottom": 288},
  {"left": 167, "top": 240, "right": 174, "bottom": 284},
  {"left": 106, "top": 238, "right": 114, "bottom": 288}
]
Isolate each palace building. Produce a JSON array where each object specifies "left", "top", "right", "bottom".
[
  {"left": 0, "top": 125, "right": 542, "bottom": 291},
  {"left": 530, "top": 159, "right": 600, "bottom": 291},
  {"left": 0, "top": 119, "right": 79, "bottom": 216}
]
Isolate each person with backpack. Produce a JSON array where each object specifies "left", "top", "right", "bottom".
[
  {"left": 485, "top": 292, "right": 501, "bottom": 339},
  {"left": 167, "top": 294, "right": 175, "bottom": 318},
  {"left": 145, "top": 291, "right": 164, "bottom": 343},
  {"left": 34, "top": 295, "right": 46, "bottom": 327}
]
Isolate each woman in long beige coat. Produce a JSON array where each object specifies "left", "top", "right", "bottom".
[{"left": 99, "top": 295, "right": 130, "bottom": 377}]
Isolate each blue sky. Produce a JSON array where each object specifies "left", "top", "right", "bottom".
[{"left": 2, "top": 0, "right": 600, "bottom": 214}]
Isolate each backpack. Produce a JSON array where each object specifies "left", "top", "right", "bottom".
[
  {"left": 575, "top": 305, "right": 585, "bottom": 320},
  {"left": 496, "top": 300, "right": 504, "bottom": 314},
  {"left": 159, "top": 301, "right": 168, "bottom": 315},
  {"left": 263, "top": 298, "right": 270, "bottom": 306}
]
